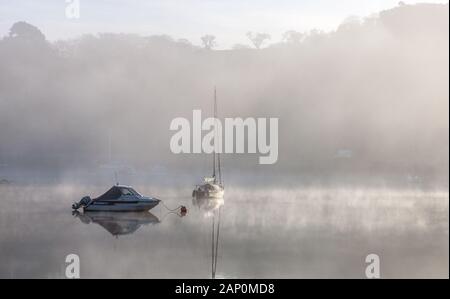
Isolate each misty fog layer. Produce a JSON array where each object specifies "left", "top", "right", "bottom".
[
  {"left": 0, "top": 184, "right": 448, "bottom": 278},
  {"left": 0, "top": 3, "right": 448, "bottom": 184}
]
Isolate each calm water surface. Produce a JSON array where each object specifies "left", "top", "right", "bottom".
[{"left": 0, "top": 184, "right": 448, "bottom": 278}]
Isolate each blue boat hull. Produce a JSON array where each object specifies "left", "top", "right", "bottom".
[{"left": 84, "top": 200, "right": 160, "bottom": 212}]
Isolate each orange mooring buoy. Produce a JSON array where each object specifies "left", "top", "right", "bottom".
[{"left": 180, "top": 206, "right": 187, "bottom": 216}]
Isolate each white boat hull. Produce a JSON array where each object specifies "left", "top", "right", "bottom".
[
  {"left": 207, "top": 190, "right": 224, "bottom": 199},
  {"left": 193, "top": 188, "right": 224, "bottom": 199}
]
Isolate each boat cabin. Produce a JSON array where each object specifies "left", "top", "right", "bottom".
[{"left": 94, "top": 185, "right": 142, "bottom": 201}]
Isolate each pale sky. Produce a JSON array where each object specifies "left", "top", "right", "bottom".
[{"left": 0, "top": 0, "right": 447, "bottom": 48}]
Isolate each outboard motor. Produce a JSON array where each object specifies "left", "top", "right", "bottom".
[{"left": 72, "top": 196, "right": 92, "bottom": 210}]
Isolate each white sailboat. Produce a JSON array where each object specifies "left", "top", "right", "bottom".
[{"left": 192, "top": 88, "right": 225, "bottom": 199}]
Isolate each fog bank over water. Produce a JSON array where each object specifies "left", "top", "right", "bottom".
[
  {"left": 0, "top": 3, "right": 448, "bottom": 185},
  {"left": 0, "top": 184, "right": 448, "bottom": 278}
]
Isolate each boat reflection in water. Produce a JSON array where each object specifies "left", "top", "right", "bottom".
[
  {"left": 73, "top": 211, "right": 160, "bottom": 237},
  {"left": 192, "top": 196, "right": 224, "bottom": 279}
]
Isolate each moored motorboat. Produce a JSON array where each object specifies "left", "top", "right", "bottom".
[{"left": 72, "top": 185, "right": 160, "bottom": 212}]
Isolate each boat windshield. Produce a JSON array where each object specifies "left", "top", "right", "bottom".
[{"left": 120, "top": 187, "right": 141, "bottom": 197}]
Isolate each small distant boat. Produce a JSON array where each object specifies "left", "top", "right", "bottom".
[
  {"left": 72, "top": 185, "right": 160, "bottom": 212},
  {"left": 193, "top": 88, "right": 225, "bottom": 199}
]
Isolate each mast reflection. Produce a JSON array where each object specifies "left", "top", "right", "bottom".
[{"left": 192, "top": 196, "right": 224, "bottom": 279}]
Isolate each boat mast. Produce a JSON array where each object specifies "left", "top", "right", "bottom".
[
  {"left": 213, "top": 87, "right": 224, "bottom": 185},
  {"left": 108, "top": 131, "right": 112, "bottom": 164},
  {"left": 212, "top": 87, "right": 217, "bottom": 182},
  {"left": 217, "top": 153, "right": 222, "bottom": 185}
]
